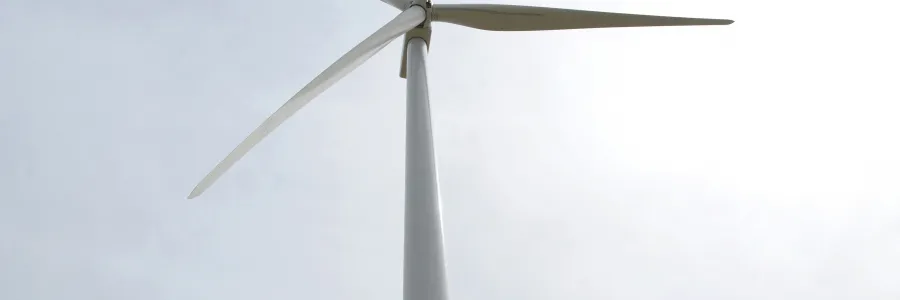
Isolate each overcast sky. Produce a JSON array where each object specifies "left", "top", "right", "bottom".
[{"left": 2, "top": 0, "right": 899, "bottom": 299}]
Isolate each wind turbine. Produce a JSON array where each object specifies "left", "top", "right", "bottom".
[{"left": 188, "top": 1, "right": 732, "bottom": 299}]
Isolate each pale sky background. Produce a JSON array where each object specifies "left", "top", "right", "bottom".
[{"left": 2, "top": 0, "right": 899, "bottom": 299}]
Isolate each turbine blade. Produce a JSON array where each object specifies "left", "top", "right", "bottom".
[
  {"left": 432, "top": 4, "right": 733, "bottom": 31},
  {"left": 381, "top": 0, "right": 408, "bottom": 10},
  {"left": 188, "top": 7, "right": 426, "bottom": 199}
]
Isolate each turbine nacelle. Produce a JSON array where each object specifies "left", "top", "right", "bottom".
[{"left": 390, "top": 0, "right": 434, "bottom": 78}]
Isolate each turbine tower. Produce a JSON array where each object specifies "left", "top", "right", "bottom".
[{"left": 189, "top": 1, "right": 732, "bottom": 299}]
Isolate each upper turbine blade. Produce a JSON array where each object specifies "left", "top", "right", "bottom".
[
  {"left": 432, "top": 4, "right": 733, "bottom": 31},
  {"left": 188, "top": 7, "right": 426, "bottom": 199},
  {"left": 381, "top": 0, "right": 408, "bottom": 10}
]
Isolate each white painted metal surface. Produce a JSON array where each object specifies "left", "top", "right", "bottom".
[{"left": 404, "top": 37, "right": 448, "bottom": 300}]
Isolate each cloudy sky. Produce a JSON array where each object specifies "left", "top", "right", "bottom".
[{"left": 2, "top": 0, "right": 898, "bottom": 299}]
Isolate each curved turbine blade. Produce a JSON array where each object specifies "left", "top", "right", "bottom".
[
  {"left": 189, "top": 7, "right": 426, "bottom": 199},
  {"left": 432, "top": 4, "right": 733, "bottom": 31},
  {"left": 381, "top": 0, "right": 408, "bottom": 10}
]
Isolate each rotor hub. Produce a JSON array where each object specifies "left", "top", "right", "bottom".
[{"left": 408, "top": 0, "right": 433, "bottom": 28}]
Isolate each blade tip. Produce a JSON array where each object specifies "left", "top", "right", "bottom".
[{"left": 187, "top": 186, "right": 204, "bottom": 199}]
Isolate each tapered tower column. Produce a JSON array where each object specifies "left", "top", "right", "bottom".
[{"left": 404, "top": 37, "right": 448, "bottom": 300}]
